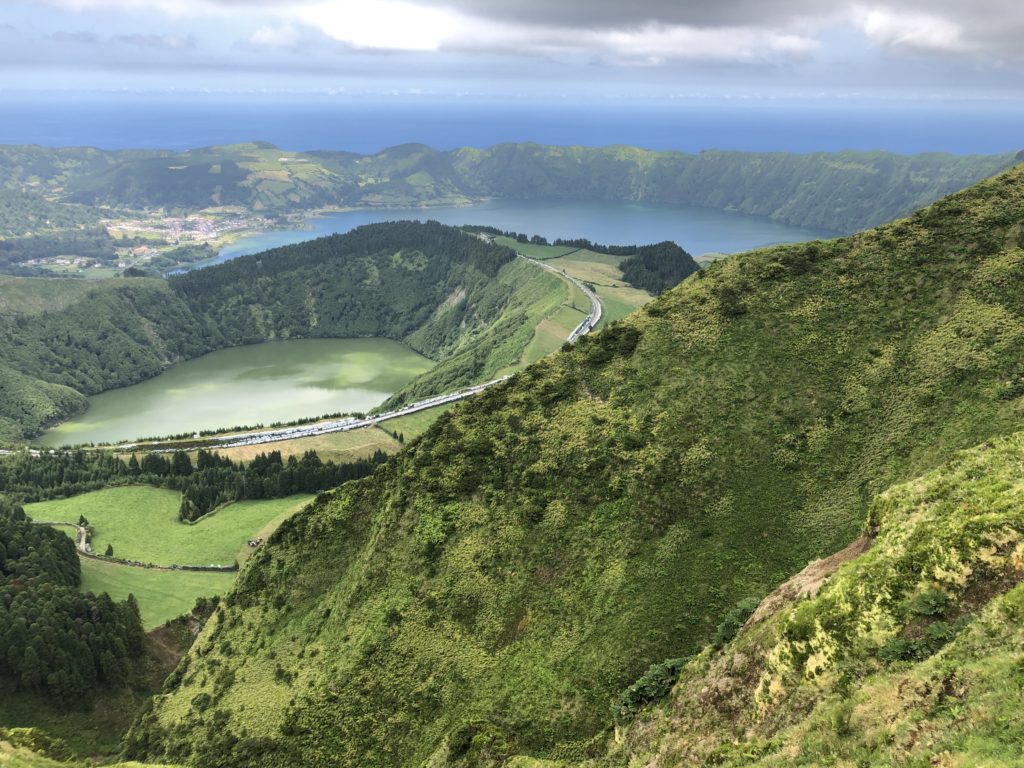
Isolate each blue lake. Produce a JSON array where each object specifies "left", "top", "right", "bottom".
[{"left": 193, "top": 198, "right": 832, "bottom": 270}]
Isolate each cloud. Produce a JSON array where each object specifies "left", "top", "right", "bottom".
[
  {"left": 6, "top": 0, "right": 1024, "bottom": 95},
  {"left": 113, "top": 33, "right": 195, "bottom": 50},
  {"left": 854, "top": 5, "right": 965, "bottom": 52},
  {"left": 248, "top": 24, "right": 300, "bottom": 48},
  {"left": 296, "top": 1, "right": 461, "bottom": 52}
]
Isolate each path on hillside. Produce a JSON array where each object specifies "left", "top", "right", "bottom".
[
  {"left": 124, "top": 253, "right": 603, "bottom": 453},
  {"left": 519, "top": 254, "right": 602, "bottom": 341},
  {"left": 37, "top": 521, "right": 91, "bottom": 553}
]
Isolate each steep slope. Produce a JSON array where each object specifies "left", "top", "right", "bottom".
[
  {"left": 127, "top": 165, "right": 1024, "bottom": 766},
  {"left": 598, "top": 430, "right": 1024, "bottom": 767}
]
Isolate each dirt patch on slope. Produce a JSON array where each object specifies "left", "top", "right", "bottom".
[{"left": 746, "top": 532, "right": 875, "bottom": 626}]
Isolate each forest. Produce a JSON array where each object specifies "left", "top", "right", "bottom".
[{"left": 0, "top": 497, "right": 147, "bottom": 708}]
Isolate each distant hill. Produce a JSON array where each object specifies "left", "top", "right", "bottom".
[
  {"left": 0, "top": 141, "right": 1015, "bottom": 234},
  {"left": 124, "top": 158, "right": 1024, "bottom": 766}
]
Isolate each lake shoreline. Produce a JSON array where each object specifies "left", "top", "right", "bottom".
[{"left": 36, "top": 338, "right": 434, "bottom": 448}]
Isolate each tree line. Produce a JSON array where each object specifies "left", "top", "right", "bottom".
[{"left": 0, "top": 447, "right": 387, "bottom": 522}]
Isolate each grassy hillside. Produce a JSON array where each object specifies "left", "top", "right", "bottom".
[
  {"left": 597, "top": 430, "right": 1024, "bottom": 767},
  {"left": 126, "top": 163, "right": 1024, "bottom": 766},
  {"left": 0, "top": 728, "right": 176, "bottom": 768}
]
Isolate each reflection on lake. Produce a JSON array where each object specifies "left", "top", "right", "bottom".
[{"left": 38, "top": 338, "right": 433, "bottom": 446}]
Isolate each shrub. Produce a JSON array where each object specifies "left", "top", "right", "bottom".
[
  {"left": 612, "top": 656, "right": 691, "bottom": 721},
  {"left": 712, "top": 597, "right": 760, "bottom": 650}
]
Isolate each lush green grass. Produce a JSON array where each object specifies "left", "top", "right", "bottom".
[
  {"left": 0, "top": 276, "right": 96, "bottom": 317},
  {"left": 497, "top": 240, "right": 577, "bottom": 260},
  {"left": 77, "top": 557, "right": 236, "bottom": 630},
  {"left": 0, "top": 734, "right": 176, "bottom": 768},
  {"left": 382, "top": 404, "right": 454, "bottom": 441},
  {"left": 130, "top": 163, "right": 1024, "bottom": 768},
  {"left": 495, "top": 239, "right": 654, "bottom": 326},
  {"left": 27, "top": 487, "right": 313, "bottom": 566}
]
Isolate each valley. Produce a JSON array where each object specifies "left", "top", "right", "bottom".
[
  {"left": 2, "top": 148, "right": 1024, "bottom": 768},
  {"left": 117, "top": 162, "right": 1024, "bottom": 767},
  {"left": 26, "top": 488, "right": 315, "bottom": 628}
]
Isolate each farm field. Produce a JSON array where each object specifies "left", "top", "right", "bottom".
[
  {"left": 26, "top": 487, "right": 313, "bottom": 566},
  {"left": 78, "top": 558, "right": 235, "bottom": 629},
  {"left": 494, "top": 236, "right": 653, "bottom": 325},
  {"left": 195, "top": 426, "right": 399, "bottom": 464}
]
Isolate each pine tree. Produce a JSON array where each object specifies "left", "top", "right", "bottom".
[{"left": 19, "top": 646, "right": 42, "bottom": 691}]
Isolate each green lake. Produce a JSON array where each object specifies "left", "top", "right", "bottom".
[{"left": 38, "top": 338, "right": 433, "bottom": 446}]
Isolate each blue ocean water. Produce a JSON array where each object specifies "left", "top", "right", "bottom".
[{"left": 3, "top": 93, "right": 1023, "bottom": 155}]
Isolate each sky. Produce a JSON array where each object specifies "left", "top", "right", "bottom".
[{"left": 2, "top": 0, "right": 1024, "bottom": 103}]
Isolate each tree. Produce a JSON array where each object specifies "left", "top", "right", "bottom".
[
  {"left": 127, "top": 454, "right": 141, "bottom": 476},
  {"left": 171, "top": 451, "right": 194, "bottom": 477},
  {"left": 19, "top": 646, "right": 42, "bottom": 691},
  {"left": 105, "top": 543, "right": 114, "bottom": 557}
]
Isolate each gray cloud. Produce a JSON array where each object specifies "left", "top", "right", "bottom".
[{"left": 412, "top": 0, "right": 828, "bottom": 28}]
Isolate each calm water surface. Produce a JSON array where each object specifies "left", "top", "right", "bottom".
[
  {"left": 195, "top": 198, "right": 831, "bottom": 271},
  {"left": 38, "top": 338, "right": 433, "bottom": 446}
]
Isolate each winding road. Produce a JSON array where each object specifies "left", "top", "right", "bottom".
[{"left": 131, "top": 253, "right": 603, "bottom": 453}]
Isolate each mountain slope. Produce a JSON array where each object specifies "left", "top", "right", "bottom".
[
  {"left": 598, "top": 430, "right": 1024, "bottom": 767},
  {"left": 126, "top": 165, "right": 1024, "bottom": 766}
]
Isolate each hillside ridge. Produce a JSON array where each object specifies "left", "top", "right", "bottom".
[{"left": 0, "top": 142, "right": 1015, "bottom": 234}]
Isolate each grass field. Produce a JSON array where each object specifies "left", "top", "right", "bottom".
[
  {"left": 381, "top": 403, "right": 454, "bottom": 441},
  {"left": 78, "top": 558, "right": 236, "bottom": 630},
  {"left": 544, "top": 250, "right": 653, "bottom": 324},
  {"left": 194, "top": 427, "right": 399, "bottom": 464},
  {"left": 492, "top": 239, "right": 576, "bottom": 259},
  {"left": 27, "top": 487, "right": 313, "bottom": 566},
  {"left": 494, "top": 237, "right": 653, "bottom": 326}
]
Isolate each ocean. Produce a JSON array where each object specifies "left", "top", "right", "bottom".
[{"left": 3, "top": 93, "right": 1023, "bottom": 155}]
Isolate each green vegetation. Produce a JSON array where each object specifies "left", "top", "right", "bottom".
[
  {"left": 0, "top": 221, "right": 577, "bottom": 442},
  {"left": 493, "top": 237, "right": 655, "bottom": 325},
  {"left": 25, "top": 487, "right": 312, "bottom": 567},
  {"left": 126, "top": 160, "right": 1024, "bottom": 767},
  {"left": 379, "top": 405, "right": 453, "bottom": 442},
  {"left": 2, "top": 141, "right": 1011, "bottom": 235},
  {"left": 0, "top": 228, "right": 150, "bottom": 274},
  {"left": 0, "top": 499, "right": 146, "bottom": 709},
  {"left": 544, "top": 237, "right": 699, "bottom": 294},
  {"left": 202, "top": 427, "right": 400, "bottom": 464},
  {"left": 77, "top": 559, "right": 236, "bottom": 630},
  {"left": 0, "top": 191, "right": 106, "bottom": 238},
  {"left": 0, "top": 445, "right": 382, "bottom": 522},
  {"left": 599, "top": 430, "right": 1024, "bottom": 767}
]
